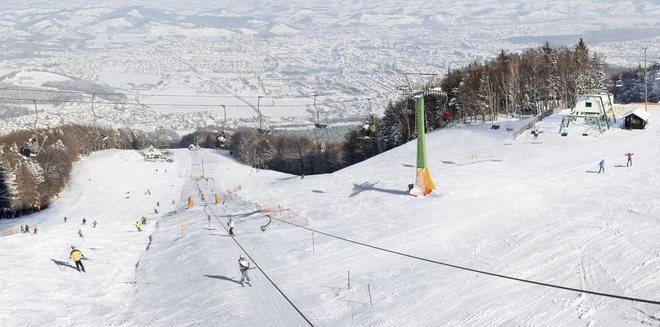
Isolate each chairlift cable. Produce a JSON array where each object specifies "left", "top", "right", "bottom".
[
  {"left": 191, "top": 176, "right": 314, "bottom": 326},
  {"left": 218, "top": 187, "right": 660, "bottom": 306}
]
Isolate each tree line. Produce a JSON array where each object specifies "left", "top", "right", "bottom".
[{"left": 441, "top": 38, "right": 606, "bottom": 122}]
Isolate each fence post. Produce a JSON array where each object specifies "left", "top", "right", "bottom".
[
  {"left": 368, "top": 284, "right": 373, "bottom": 305},
  {"left": 348, "top": 271, "right": 351, "bottom": 290}
]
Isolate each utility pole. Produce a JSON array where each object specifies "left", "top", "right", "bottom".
[
  {"left": 314, "top": 95, "right": 319, "bottom": 125},
  {"left": 33, "top": 100, "right": 38, "bottom": 148},
  {"left": 643, "top": 47, "right": 648, "bottom": 111},
  {"left": 91, "top": 93, "right": 97, "bottom": 151},
  {"left": 257, "top": 96, "right": 263, "bottom": 131}
]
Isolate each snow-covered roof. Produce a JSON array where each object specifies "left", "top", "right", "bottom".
[{"left": 621, "top": 107, "right": 651, "bottom": 121}]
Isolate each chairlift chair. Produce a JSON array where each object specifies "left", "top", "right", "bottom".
[
  {"left": 581, "top": 117, "right": 596, "bottom": 136},
  {"left": 93, "top": 130, "right": 108, "bottom": 141},
  {"left": 20, "top": 101, "right": 48, "bottom": 158},
  {"left": 358, "top": 117, "right": 376, "bottom": 139},
  {"left": 215, "top": 132, "right": 228, "bottom": 149},
  {"left": 20, "top": 132, "right": 48, "bottom": 158}
]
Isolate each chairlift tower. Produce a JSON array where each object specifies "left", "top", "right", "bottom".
[
  {"left": 255, "top": 95, "right": 271, "bottom": 134},
  {"left": 402, "top": 72, "right": 440, "bottom": 197},
  {"left": 257, "top": 96, "right": 263, "bottom": 131},
  {"left": 221, "top": 105, "right": 226, "bottom": 131},
  {"left": 89, "top": 94, "right": 108, "bottom": 150},
  {"left": 313, "top": 95, "right": 327, "bottom": 128}
]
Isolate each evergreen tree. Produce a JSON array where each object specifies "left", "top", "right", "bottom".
[
  {"left": 589, "top": 53, "right": 606, "bottom": 91},
  {"left": 541, "top": 41, "right": 560, "bottom": 110},
  {"left": 0, "top": 164, "right": 13, "bottom": 212},
  {"left": 574, "top": 38, "right": 592, "bottom": 93}
]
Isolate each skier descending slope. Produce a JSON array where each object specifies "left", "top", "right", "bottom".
[
  {"left": 238, "top": 255, "right": 252, "bottom": 287},
  {"left": 598, "top": 159, "right": 605, "bottom": 174},
  {"left": 228, "top": 219, "right": 235, "bottom": 236},
  {"left": 70, "top": 246, "right": 85, "bottom": 273}
]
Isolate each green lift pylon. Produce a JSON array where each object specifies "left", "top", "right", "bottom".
[{"left": 404, "top": 72, "right": 439, "bottom": 197}]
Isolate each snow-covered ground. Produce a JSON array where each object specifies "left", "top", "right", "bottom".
[{"left": 3, "top": 111, "right": 660, "bottom": 326}]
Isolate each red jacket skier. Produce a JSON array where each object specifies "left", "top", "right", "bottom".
[{"left": 625, "top": 153, "right": 634, "bottom": 167}]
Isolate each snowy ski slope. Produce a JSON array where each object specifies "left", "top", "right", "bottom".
[{"left": 2, "top": 111, "right": 660, "bottom": 326}]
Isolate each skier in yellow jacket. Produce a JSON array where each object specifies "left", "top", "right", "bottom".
[
  {"left": 136, "top": 221, "right": 142, "bottom": 232},
  {"left": 70, "top": 246, "right": 85, "bottom": 273}
]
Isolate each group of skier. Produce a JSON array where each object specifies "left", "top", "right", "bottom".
[
  {"left": 13, "top": 190, "right": 253, "bottom": 285},
  {"left": 597, "top": 153, "right": 634, "bottom": 174},
  {"left": 135, "top": 216, "right": 147, "bottom": 231},
  {"left": 19, "top": 224, "right": 37, "bottom": 234}
]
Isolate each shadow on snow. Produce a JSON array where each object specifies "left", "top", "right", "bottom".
[
  {"left": 204, "top": 275, "right": 242, "bottom": 285},
  {"left": 51, "top": 259, "right": 76, "bottom": 270},
  {"left": 350, "top": 181, "right": 408, "bottom": 198}
]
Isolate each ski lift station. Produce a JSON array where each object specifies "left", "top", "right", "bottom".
[
  {"left": 559, "top": 92, "right": 616, "bottom": 136},
  {"left": 144, "top": 146, "right": 174, "bottom": 162}
]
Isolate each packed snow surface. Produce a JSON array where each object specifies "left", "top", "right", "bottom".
[{"left": 3, "top": 111, "right": 660, "bottom": 326}]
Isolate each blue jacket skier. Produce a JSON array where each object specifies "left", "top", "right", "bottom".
[
  {"left": 598, "top": 159, "right": 605, "bottom": 173},
  {"left": 238, "top": 254, "right": 251, "bottom": 286}
]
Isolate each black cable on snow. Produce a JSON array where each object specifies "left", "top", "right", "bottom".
[
  {"left": 193, "top": 180, "right": 315, "bottom": 327},
  {"left": 219, "top": 189, "right": 660, "bottom": 306}
]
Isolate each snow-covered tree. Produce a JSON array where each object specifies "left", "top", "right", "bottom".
[{"left": 0, "top": 162, "right": 16, "bottom": 211}]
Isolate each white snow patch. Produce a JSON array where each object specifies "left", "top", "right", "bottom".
[
  {"left": 269, "top": 23, "right": 301, "bottom": 35},
  {"left": 126, "top": 9, "right": 143, "bottom": 19},
  {"left": 5, "top": 71, "right": 70, "bottom": 86},
  {"left": 90, "top": 18, "right": 134, "bottom": 33},
  {"left": 247, "top": 19, "right": 269, "bottom": 27},
  {"left": 237, "top": 28, "right": 258, "bottom": 35}
]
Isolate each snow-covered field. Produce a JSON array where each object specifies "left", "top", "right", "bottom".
[{"left": 3, "top": 111, "right": 660, "bottom": 326}]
